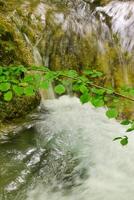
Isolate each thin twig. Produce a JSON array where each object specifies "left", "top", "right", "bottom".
[
  {"left": 89, "top": 82, "right": 134, "bottom": 102},
  {"left": 26, "top": 68, "right": 134, "bottom": 102}
]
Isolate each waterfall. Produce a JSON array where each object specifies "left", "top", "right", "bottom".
[
  {"left": 99, "top": 1, "right": 134, "bottom": 51},
  {"left": 9, "top": 0, "right": 134, "bottom": 87},
  {"left": 24, "top": 33, "right": 55, "bottom": 101}
]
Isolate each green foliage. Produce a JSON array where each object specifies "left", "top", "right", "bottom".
[
  {"left": 120, "top": 137, "right": 128, "bottom": 146},
  {"left": 119, "top": 87, "right": 134, "bottom": 97},
  {"left": 83, "top": 69, "right": 103, "bottom": 77},
  {"left": 91, "top": 88, "right": 105, "bottom": 95},
  {"left": 80, "top": 84, "right": 89, "bottom": 94},
  {"left": 126, "top": 122, "right": 134, "bottom": 132},
  {"left": 106, "top": 108, "right": 118, "bottom": 119},
  {"left": 0, "top": 83, "right": 11, "bottom": 92},
  {"left": 80, "top": 93, "right": 90, "bottom": 104},
  {"left": 13, "top": 85, "right": 24, "bottom": 96},
  {"left": 4, "top": 91, "right": 13, "bottom": 101},
  {"left": 121, "top": 120, "right": 131, "bottom": 125},
  {"left": 54, "top": 84, "right": 66, "bottom": 95},
  {"left": 91, "top": 96, "right": 105, "bottom": 107},
  {"left": 40, "top": 80, "right": 49, "bottom": 89},
  {"left": 24, "top": 86, "right": 35, "bottom": 96},
  {"left": 113, "top": 136, "right": 128, "bottom": 146},
  {"left": 0, "top": 65, "right": 134, "bottom": 145},
  {"left": 65, "top": 70, "right": 78, "bottom": 78}
]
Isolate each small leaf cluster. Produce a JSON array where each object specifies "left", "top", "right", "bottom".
[
  {"left": 121, "top": 120, "right": 134, "bottom": 132},
  {"left": 113, "top": 136, "right": 128, "bottom": 146},
  {"left": 120, "top": 86, "right": 134, "bottom": 97},
  {"left": 0, "top": 65, "right": 120, "bottom": 120}
]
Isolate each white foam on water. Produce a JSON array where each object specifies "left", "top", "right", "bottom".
[{"left": 27, "top": 95, "right": 134, "bottom": 200}]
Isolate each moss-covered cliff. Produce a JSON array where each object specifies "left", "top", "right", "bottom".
[{"left": 0, "top": 8, "right": 40, "bottom": 123}]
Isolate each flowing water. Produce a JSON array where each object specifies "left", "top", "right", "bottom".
[
  {"left": 0, "top": 96, "right": 134, "bottom": 200},
  {"left": 97, "top": 1, "right": 134, "bottom": 51}
]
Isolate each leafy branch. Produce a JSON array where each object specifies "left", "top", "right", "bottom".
[{"left": 0, "top": 65, "right": 134, "bottom": 145}]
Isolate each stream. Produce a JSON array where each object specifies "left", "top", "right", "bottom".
[{"left": 0, "top": 96, "right": 134, "bottom": 200}]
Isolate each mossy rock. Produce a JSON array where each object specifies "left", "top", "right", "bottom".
[
  {"left": 0, "top": 94, "right": 41, "bottom": 122},
  {"left": 0, "top": 14, "right": 40, "bottom": 122},
  {"left": 0, "top": 15, "right": 34, "bottom": 66}
]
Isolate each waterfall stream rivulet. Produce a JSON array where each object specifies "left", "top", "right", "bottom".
[{"left": 1, "top": 96, "right": 134, "bottom": 200}]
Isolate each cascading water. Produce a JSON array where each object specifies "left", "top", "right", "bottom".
[
  {"left": 1, "top": 96, "right": 134, "bottom": 200},
  {"left": 98, "top": 1, "right": 134, "bottom": 51},
  {"left": 11, "top": 0, "right": 134, "bottom": 86}
]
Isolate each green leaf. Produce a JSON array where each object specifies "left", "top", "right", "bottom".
[
  {"left": 24, "top": 75, "right": 33, "bottom": 82},
  {"left": 106, "top": 108, "right": 118, "bottom": 118},
  {"left": 80, "top": 93, "right": 90, "bottom": 104},
  {"left": 24, "top": 86, "right": 35, "bottom": 96},
  {"left": 13, "top": 85, "right": 24, "bottom": 96},
  {"left": 126, "top": 128, "right": 134, "bottom": 132},
  {"left": 4, "top": 91, "right": 13, "bottom": 101},
  {"left": 19, "top": 82, "right": 28, "bottom": 87},
  {"left": 80, "top": 85, "right": 88, "bottom": 94},
  {"left": 40, "top": 81, "right": 49, "bottom": 89},
  {"left": 0, "top": 67, "right": 3, "bottom": 75},
  {"left": 34, "top": 74, "right": 41, "bottom": 82},
  {"left": 91, "top": 97, "right": 104, "bottom": 107},
  {"left": 91, "top": 70, "right": 103, "bottom": 78},
  {"left": 0, "top": 82, "right": 11, "bottom": 92},
  {"left": 0, "top": 76, "right": 6, "bottom": 82},
  {"left": 80, "top": 76, "right": 89, "bottom": 83},
  {"left": 44, "top": 71, "right": 56, "bottom": 81},
  {"left": 66, "top": 70, "right": 78, "bottom": 78},
  {"left": 3, "top": 70, "right": 9, "bottom": 76},
  {"left": 121, "top": 120, "right": 131, "bottom": 125},
  {"left": 10, "top": 66, "right": 26, "bottom": 75},
  {"left": 126, "top": 122, "right": 134, "bottom": 132},
  {"left": 120, "top": 136, "right": 128, "bottom": 146},
  {"left": 91, "top": 88, "right": 105, "bottom": 95},
  {"left": 128, "top": 89, "right": 134, "bottom": 96},
  {"left": 83, "top": 70, "right": 103, "bottom": 77},
  {"left": 54, "top": 84, "right": 65, "bottom": 95},
  {"left": 113, "top": 136, "right": 128, "bottom": 146},
  {"left": 73, "top": 83, "right": 81, "bottom": 92},
  {"left": 19, "top": 66, "right": 27, "bottom": 73},
  {"left": 106, "top": 88, "right": 114, "bottom": 94},
  {"left": 11, "top": 78, "right": 19, "bottom": 84}
]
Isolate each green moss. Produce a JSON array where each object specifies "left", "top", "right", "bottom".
[
  {"left": 0, "top": 94, "right": 40, "bottom": 122},
  {"left": 0, "top": 15, "right": 34, "bottom": 66},
  {"left": 96, "top": 42, "right": 134, "bottom": 88}
]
